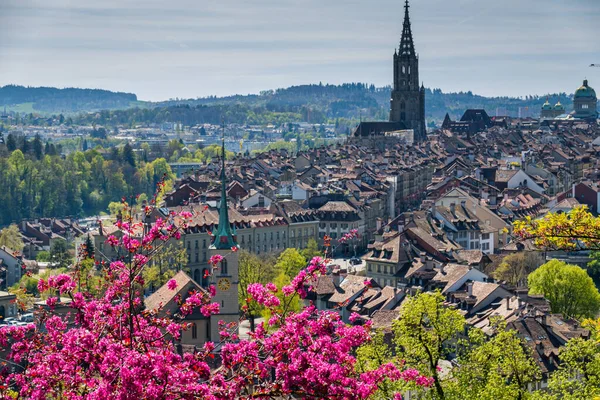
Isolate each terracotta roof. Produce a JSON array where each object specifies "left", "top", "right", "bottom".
[{"left": 144, "top": 271, "right": 204, "bottom": 312}]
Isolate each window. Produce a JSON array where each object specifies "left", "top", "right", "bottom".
[
  {"left": 221, "top": 260, "right": 228, "bottom": 275},
  {"left": 304, "top": 228, "right": 308, "bottom": 237},
  {"left": 377, "top": 264, "right": 381, "bottom": 273},
  {"left": 258, "top": 196, "right": 265, "bottom": 208},
  {"left": 282, "top": 231, "right": 286, "bottom": 239},
  {"left": 276, "top": 232, "right": 280, "bottom": 240},
  {"left": 319, "top": 232, "right": 325, "bottom": 239},
  {"left": 187, "top": 241, "right": 191, "bottom": 250},
  {"left": 206, "top": 322, "right": 210, "bottom": 339},
  {"left": 330, "top": 223, "right": 337, "bottom": 229},
  {"left": 257, "top": 234, "right": 260, "bottom": 242},
  {"left": 310, "top": 228, "right": 314, "bottom": 235},
  {"left": 195, "top": 254, "right": 199, "bottom": 262},
  {"left": 582, "top": 104, "right": 589, "bottom": 109},
  {"left": 319, "top": 223, "right": 326, "bottom": 229},
  {"left": 192, "top": 323, "right": 197, "bottom": 339},
  {"left": 368, "top": 264, "right": 372, "bottom": 272},
  {"left": 482, "top": 233, "right": 490, "bottom": 240},
  {"left": 203, "top": 239, "right": 206, "bottom": 248},
  {"left": 290, "top": 230, "right": 295, "bottom": 238},
  {"left": 203, "top": 252, "right": 207, "bottom": 262},
  {"left": 264, "top": 233, "right": 267, "bottom": 241},
  {"left": 195, "top": 240, "right": 198, "bottom": 249},
  {"left": 331, "top": 232, "right": 337, "bottom": 239},
  {"left": 482, "top": 242, "right": 490, "bottom": 251},
  {"left": 341, "top": 223, "right": 348, "bottom": 229}
]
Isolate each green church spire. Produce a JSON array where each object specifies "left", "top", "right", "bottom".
[{"left": 210, "top": 120, "right": 237, "bottom": 250}]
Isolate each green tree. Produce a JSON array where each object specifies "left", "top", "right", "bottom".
[
  {"left": 528, "top": 260, "right": 600, "bottom": 319},
  {"left": 50, "top": 239, "right": 72, "bottom": 268},
  {"left": 0, "top": 224, "right": 24, "bottom": 252},
  {"left": 83, "top": 235, "right": 95, "bottom": 259},
  {"left": 493, "top": 251, "right": 544, "bottom": 286},
  {"left": 122, "top": 142, "right": 136, "bottom": 167},
  {"left": 36, "top": 251, "right": 51, "bottom": 262},
  {"left": 300, "top": 238, "right": 322, "bottom": 261},
  {"left": 532, "top": 338, "right": 600, "bottom": 400},
  {"left": 32, "top": 134, "right": 43, "bottom": 160},
  {"left": 238, "top": 250, "right": 278, "bottom": 331},
  {"left": 447, "top": 319, "right": 540, "bottom": 400},
  {"left": 6, "top": 134, "right": 16, "bottom": 152},
  {"left": 143, "top": 242, "right": 188, "bottom": 292},
  {"left": 275, "top": 248, "right": 306, "bottom": 277},
  {"left": 393, "top": 291, "right": 465, "bottom": 399}
]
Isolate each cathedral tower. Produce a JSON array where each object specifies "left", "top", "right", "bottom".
[
  {"left": 208, "top": 128, "right": 239, "bottom": 343},
  {"left": 390, "top": 0, "right": 426, "bottom": 141}
]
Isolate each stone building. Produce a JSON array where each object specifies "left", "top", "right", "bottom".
[
  {"left": 352, "top": 0, "right": 426, "bottom": 143},
  {"left": 390, "top": 0, "right": 426, "bottom": 142},
  {"left": 572, "top": 79, "right": 598, "bottom": 120}
]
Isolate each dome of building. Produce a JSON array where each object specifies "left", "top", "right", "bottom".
[
  {"left": 554, "top": 101, "right": 565, "bottom": 111},
  {"left": 574, "top": 79, "right": 597, "bottom": 99},
  {"left": 541, "top": 100, "right": 552, "bottom": 110}
]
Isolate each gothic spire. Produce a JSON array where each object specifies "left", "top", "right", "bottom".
[
  {"left": 211, "top": 119, "right": 237, "bottom": 250},
  {"left": 399, "top": 0, "right": 416, "bottom": 57}
]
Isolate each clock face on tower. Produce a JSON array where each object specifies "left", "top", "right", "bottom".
[{"left": 217, "top": 278, "right": 231, "bottom": 291}]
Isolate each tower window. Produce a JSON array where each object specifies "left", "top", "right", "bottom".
[
  {"left": 402, "top": 66, "right": 406, "bottom": 74},
  {"left": 192, "top": 323, "right": 197, "bottom": 339},
  {"left": 221, "top": 259, "right": 228, "bottom": 275},
  {"left": 401, "top": 102, "right": 406, "bottom": 110}
]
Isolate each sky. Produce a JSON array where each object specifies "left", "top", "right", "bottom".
[{"left": 0, "top": 0, "right": 599, "bottom": 101}]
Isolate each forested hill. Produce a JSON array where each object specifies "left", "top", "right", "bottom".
[
  {"left": 153, "top": 83, "right": 573, "bottom": 122},
  {"left": 0, "top": 85, "right": 138, "bottom": 113},
  {"left": 2, "top": 83, "right": 574, "bottom": 124}
]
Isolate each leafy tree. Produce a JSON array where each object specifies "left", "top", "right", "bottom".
[
  {"left": 393, "top": 291, "right": 465, "bottom": 399},
  {"left": 143, "top": 242, "right": 187, "bottom": 292},
  {"left": 5, "top": 134, "right": 16, "bottom": 152},
  {"left": 532, "top": 338, "right": 600, "bottom": 400},
  {"left": 275, "top": 248, "right": 306, "bottom": 277},
  {"left": 300, "top": 238, "right": 322, "bottom": 261},
  {"left": 447, "top": 319, "right": 540, "bottom": 400},
  {"left": 238, "top": 250, "right": 277, "bottom": 331},
  {"left": 0, "top": 224, "right": 24, "bottom": 252},
  {"left": 586, "top": 251, "right": 600, "bottom": 286},
  {"left": 32, "top": 134, "right": 43, "bottom": 160},
  {"left": 83, "top": 235, "right": 95, "bottom": 259},
  {"left": 528, "top": 260, "right": 600, "bottom": 319},
  {"left": 36, "top": 251, "right": 51, "bottom": 262},
  {"left": 514, "top": 206, "right": 600, "bottom": 251},
  {"left": 50, "top": 238, "right": 71, "bottom": 268},
  {"left": 122, "top": 142, "right": 136, "bottom": 167},
  {"left": 493, "top": 251, "right": 544, "bottom": 286}
]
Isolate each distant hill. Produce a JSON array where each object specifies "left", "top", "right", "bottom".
[
  {"left": 154, "top": 84, "right": 574, "bottom": 123},
  {"left": 0, "top": 85, "right": 139, "bottom": 114},
  {"left": 1, "top": 83, "right": 574, "bottom": 124}
]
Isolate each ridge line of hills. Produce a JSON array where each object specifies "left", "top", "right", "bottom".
[{"left": 0, "top": 83, "right": 575, "bottom": 123}]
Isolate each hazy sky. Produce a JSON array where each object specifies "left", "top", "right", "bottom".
[{"left": 1, "top": 0, "right": 599, "bottom": 101}]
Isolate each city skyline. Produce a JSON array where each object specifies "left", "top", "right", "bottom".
[{"left": 1, "top": 0, "right": 599, "bottom": 101}]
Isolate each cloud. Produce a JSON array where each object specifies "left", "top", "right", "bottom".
[{"left": 0, "top": 0, "right": 598, "bottom": 101}]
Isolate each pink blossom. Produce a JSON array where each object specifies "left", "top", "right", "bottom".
[
  {"left": 208, "top": 254, "right": 224, "bottom": 266},
  {"left": 167, "top": 279, "right": 178, "bottom": 290}
]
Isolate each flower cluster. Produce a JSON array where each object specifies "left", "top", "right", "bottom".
[
  {"left": 338, "top": 228, "right": 360, "bottom": 244},
  {"left": 0, "top": 203, "right": 433, "bottom": 399}
]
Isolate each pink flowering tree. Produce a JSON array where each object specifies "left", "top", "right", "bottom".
[{"left": 0, "top": 198, "right": 432, "bottom": 399}]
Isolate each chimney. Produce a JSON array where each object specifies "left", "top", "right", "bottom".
[
  {"left": 419, "top": 252, "right": 426, "bottom": 263},
  {"left": 505, "top": 297, "right": 511, "bottom": 310},
  {"left": 332, "top": 272, "right": 341, "bottom": 287},
  {"left": 437, "top": 263, "right": 445, "bottom": 275},
  {"left": 450, "top": 203, "right": 456, "bottom": 215},
  {"left": 467, "top": 281, "right": 473, "bottom": 297}
]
